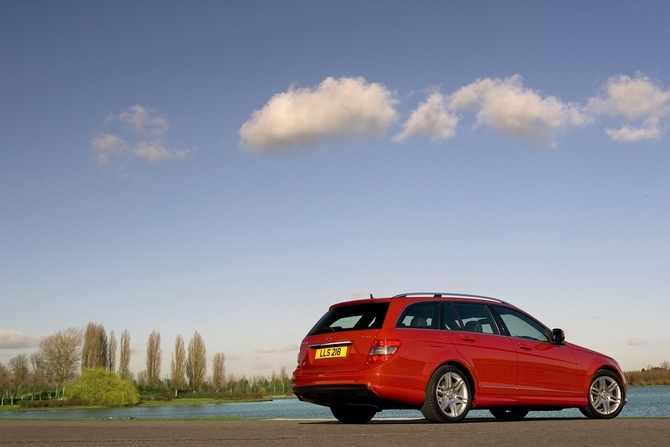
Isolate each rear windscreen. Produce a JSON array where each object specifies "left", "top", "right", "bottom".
[{"left": 307, "top": 302, "right": 390, "bottom": 335}]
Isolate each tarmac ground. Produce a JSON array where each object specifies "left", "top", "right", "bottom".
[{"left": 2, "top": 417, "right": 669, "bottom": 446}]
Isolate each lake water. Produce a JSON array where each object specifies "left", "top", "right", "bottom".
[{"left": 1, "top": 386, "right": 668, "bottom": 420}]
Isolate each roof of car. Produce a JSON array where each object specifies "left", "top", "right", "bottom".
[
  {"left": 329, "top": 293, "right": 511, "bottom": 310},
  {"left": 391, "top": 292, "right": 510, "bottom": 305}
]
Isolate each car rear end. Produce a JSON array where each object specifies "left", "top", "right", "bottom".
[{"left": 293, "top": 299, "right": 415, "bottom": 410}]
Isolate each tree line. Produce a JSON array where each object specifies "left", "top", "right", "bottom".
[
  {"left": 625, "top": 361, "right": 670, "bottom": 386},
  {"left": 0, "top": 323, "right": 292, "bottom": 406}
]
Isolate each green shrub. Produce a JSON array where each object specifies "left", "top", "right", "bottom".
[{"left": 69, "top": 368, "right": 140, "bottom": 406}]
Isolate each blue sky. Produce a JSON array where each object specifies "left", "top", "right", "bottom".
[{"left": 1, "top": 1, "right": 668, "bottom": 378}]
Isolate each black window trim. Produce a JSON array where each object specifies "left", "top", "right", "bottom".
[{"left": 392, "top": 299, "right": 553, "bottom": 341}]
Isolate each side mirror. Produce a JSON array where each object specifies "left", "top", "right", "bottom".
[{"left": 552, "top": 328, "right": 565, "bottom": 345}]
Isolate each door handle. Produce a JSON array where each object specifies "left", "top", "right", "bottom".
[
  {"left": 425, "top": 334, "right": 444, "bottom": 347},
  {"left": 518, "top": 344, "right": 532, "bottom": 351},
  {"left": 460, "top": 335, "right": 476, "bottom": 342}
]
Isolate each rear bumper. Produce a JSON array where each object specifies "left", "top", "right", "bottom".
[{"left": 293, "top": 385, "right": 418, "bottom": 410}]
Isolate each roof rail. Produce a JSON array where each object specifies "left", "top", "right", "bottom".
[{"left": 391, "top": 292, "right": 510, "bottom": 305}]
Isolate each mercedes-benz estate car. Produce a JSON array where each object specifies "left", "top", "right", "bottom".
[{"left": 292, "top": 293, "right": 626, "bottom": 423}]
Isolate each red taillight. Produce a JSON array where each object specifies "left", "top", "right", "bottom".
[{"left": 367, "top": 339, "right": 401, "bottom": 364}]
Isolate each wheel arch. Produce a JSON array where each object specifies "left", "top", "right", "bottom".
[
  {"left": 597, "top": 365, "right": 625, "bottom": 382},
  {"left": 584, "top": 364, "right": 627, "bottom": 394},
  {"left": 593, "top": 365, "right": 627, "bottom": 397}
]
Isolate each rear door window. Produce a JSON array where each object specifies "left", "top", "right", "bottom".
[
  {"left": 307, "top": 302, "right": 389, "bottom": 335},
  {"left": 396, "top": 302, "right": 439, "bottom": 329},
  {"left": 452, "top": 303, "right": 500, "bottom": 335}
]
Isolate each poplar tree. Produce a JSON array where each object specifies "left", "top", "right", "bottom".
[
  {"left": 186, "top": 331, "right": 206, "bottom": 392},
  {"left": 212, "top": 353, "right": 225, "bottom": 392},
  {"left": 82, "top": 323, "right": 108, "bottom": 369},
  {"left": 145, "top": 331, "right": 162, "bottom": 386},
  {"left": 170, "top": 335, "right": 186, "bottom": 396},
  {"left": 108, "top": 330, "right": 117, "bottom": 372},
  {"left": 118, "top": 330, "right": 131, "bottom": 379}
]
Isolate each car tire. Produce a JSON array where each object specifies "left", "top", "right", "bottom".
[
  {"left": 489, "top": 408, "right": 529, "bottom": 421},
  {"left": 330, "top": 405, "right": 377, "bottom": 424},
  {"left": 421, "top": 365, "right": 472, "bottom": 422},
  {"left": 579, "top": 370, "right": 625, "bottom": 419}
]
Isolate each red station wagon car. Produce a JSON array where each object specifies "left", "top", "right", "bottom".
[{"left": 292, "top": 293, "right": 626, "bottom": 423}]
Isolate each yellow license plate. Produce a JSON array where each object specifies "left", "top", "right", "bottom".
[{"left": 315, "top": 346, "right": 348, "bottom": 359}]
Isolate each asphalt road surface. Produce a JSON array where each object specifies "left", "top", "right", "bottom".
[{"left": 2, "top": 418, "right": 669, "bottom": 446}]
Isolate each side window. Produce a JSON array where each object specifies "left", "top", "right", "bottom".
[
  {"left": 494, "top": 307, "right": 550, "bottom": 342},
  {"left": 441, "top": 302, "right": 463, "bottom": 331},
  {"left": 396, "top": 302, "right": 439, "bottom": 329},
  {"left": 452, "top": 303, "right": 499, "bottom": 335}
]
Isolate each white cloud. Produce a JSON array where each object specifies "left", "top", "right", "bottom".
[
  {"left": 0, "top": 329, "right": 41, "bottom": 349},
  {"left": 239, "top": 76, "right": 398, "bottom": 153},
  {"left": 255, "top": 347, "right": 275, "bottom": 354},
  {"left": 91, "top": 133, "right": 127, "bottom": 166},
  {"left": 394, "top": 92, "right": 459, "bottom": 143},
  {"left": 133, "top": 141, "right": 193, "bottom": 164},
  {"left": 448, "top": 75, "right": 590, "bottom": 146},
  {"left": 91, "top": 134, "right": 193, "bottom": 166},
  {"left": 587, "top": 74, "right": 670, "bottom": 142},
  {"left": 113, "top": 105, "right": 170, "bottom": 137},
  {"left": 605, "top": 124, "right": 661, "bottom": 143},
  {"left": 91, "top": 105, "right": 193, "bottom": 167},
  {"left": 627, "top": 338, "right": 648, "bottom": 346},
  {"left": 238, "top": 73, "right": 669, "bottom": 150}
]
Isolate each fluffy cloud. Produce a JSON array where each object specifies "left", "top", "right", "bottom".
[
  {"left": 394, "top": 92, "right": 458, "bottom": 143},
  {"left": 239, "top": 77, "right": 398, "bottom": 153},
  {"left": 587, "top": 74, "right": 670, "bottom": 142},
  {"left": 239, "top": 73, "right": 668, "bottom": 151},
  {"left": 91, "top": 135, "right": 192, "bottom": 166},
  {"left": 133, "top": 141, "right": 192, "bottom": 164},
  {"left": 448, "top": 75, "right": 590, "bottom": 146},
  {"left": 605, "top": 125, "right": 661, "bottom": 142},
  {"left": 114, "top": 104, "right": 170, "bottom": 137},
  {"left": 0, "top": 329, "right": 42, "bottom": 349},
  {"left": 91, "top": 105, "right": 193, "bottom": 167},
  {"left": 627, "top": 338, "right": 649, "bottom": 346},
  {"left": 90, "top": 133, "right": 127, "bottom": 166}
]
